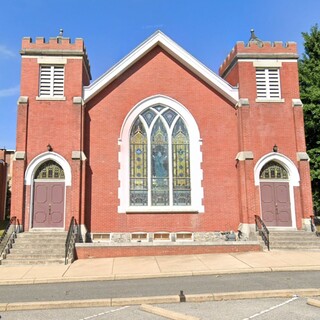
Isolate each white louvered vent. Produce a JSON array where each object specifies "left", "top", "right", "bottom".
[
  {"left": 256, "top": 68, "right": 281, "bottom": 99},
  {"left": 39, "top": 65, "right": 64, "bottom": 97}
]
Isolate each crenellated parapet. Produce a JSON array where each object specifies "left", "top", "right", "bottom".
[
  {"left": 20, "top": 36, "right": 91, "bottom": 79},
  {"left": 219, "top": 40, "right": 298, "bottom": 78}
]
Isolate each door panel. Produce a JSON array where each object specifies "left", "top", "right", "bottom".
[
  {"left": 274, "top": 183, "right": 291, "bottom": 227},
  {"left": 33, "top": 182, "right": 64, "bottom": 228},
  {"left": 260, "top": 182, "right": 291, "bottom": 227},
  {"left": 260, "top": 183, "right": 276, "bottom": 226}
]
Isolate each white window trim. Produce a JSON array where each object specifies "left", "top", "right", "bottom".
[
  {"left": 37, "top": 57, "right": 67, "bottom": 65},
  {"left": 253, "top": 61, "right": 282, "bottom": 68},
  {"left": 255, "top": 67, "right": 282, "bottom": 101},
  {"left": 118, "top": 95, "right": 204, "bottom": 213},
  {"left": 37, "top": 63, "right": 66, "bottom": 100},
  {"left": 256, "top": 98, "right": 285, "bottom": 103}
]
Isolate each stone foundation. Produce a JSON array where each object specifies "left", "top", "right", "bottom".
[{"left": 87, "top": 230, "right": 256, "bottom": 244}]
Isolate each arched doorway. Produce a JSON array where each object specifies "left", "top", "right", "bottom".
[
  {"left": 259, "top": 161, "right": 292, "bottom": 227},
  {"left": 32, "top": 160, "right": 65, "bottom": 228}
]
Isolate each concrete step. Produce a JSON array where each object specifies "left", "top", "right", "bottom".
[
  {"left": 1, "top": 231, "right": 67, "bottom": 265},
  {"left": 269, "top": 233, "right": 317, "bottom": 238},
  {"left": 10, "top": 248, "right": 65, "bottom": 254},
  {"left": 270, "top": 245, "right": 320, "bottom": 250},
  {"left": 1, "top": 258, "right": 65, "bottom": 265},
  {"left": 271, "top": 231, "right": 320, "bottom": 250},
  {"left": 17, "top": 233, "right": 67, "bottom": 239},
  {"left": 258, "top": 230, "right": 320, "bottom": 251},
  {"left": 14, "top": 240, "right": 66, "bottom": 246},
  {"left": 5, "top": 253, "right": 65, "bottom": 260}
]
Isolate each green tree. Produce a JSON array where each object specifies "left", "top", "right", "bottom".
[{"left": 299, "top": 24, "right": 320, "bottom": 214}]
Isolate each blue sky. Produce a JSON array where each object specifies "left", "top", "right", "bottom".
[{"left": 0, "top": 0, "right": 319, "bottom": 150}]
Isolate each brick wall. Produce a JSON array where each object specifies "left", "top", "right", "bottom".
[
  {"left": 76, "top": 244, "right": 261, "bottom": 259},
  {"left": 85, "top": 47, "right": 240, "bottom": 233},
  {"left": 11, "top": 33, "right": 313, "bottom": 236}
]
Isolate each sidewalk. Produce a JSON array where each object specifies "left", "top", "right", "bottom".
[{"left": 1, "top": 250, "right": 320, "bottom": 285}]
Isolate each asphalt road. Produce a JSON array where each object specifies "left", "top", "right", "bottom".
[
  {"left": 1, "top": 297, "right": 320, "bottom": 320},
  {"left": 0, "top": 270, "right": 319, "bottom": 303}
]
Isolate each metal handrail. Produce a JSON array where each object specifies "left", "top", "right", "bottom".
[
  {"left": 310, "top": 215, "right": 315, "bottom": 232},
  {"left": 65, "top": 217, "right": 77, "bottom": 264},
  {"left": 255, "top": 215, "right": 270, "bottom": 251},
  {"left": 0, "top": 216, "right": 19, "bottom": 260}
]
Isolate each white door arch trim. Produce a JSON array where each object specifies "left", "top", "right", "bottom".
[
  {"left": 254, "top": 152, "right": 300, "bottom": 186},
  {"left": 25, "top": 152, "right": 72, "bottom": 186},
  {"left": 254, "top": 153, "right": 300, "bottom": 229}
]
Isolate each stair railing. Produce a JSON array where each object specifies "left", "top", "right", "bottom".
[
  {"left": 310, "top": 215, "right": 315, "bottom": 232},
  {"left": 0, "top": 217, "right": 19, "bottom": 262},
  {"left": 255, "top": 215, "right": 270, "bottom": 251},
  {"left": 65, "top": 217, "right": 78, "bottom": 265},
  {"left": 311, "top": 215, "right": 320, "bottom": 236}
]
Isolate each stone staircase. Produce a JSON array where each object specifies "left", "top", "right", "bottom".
[
  {"left": 260, "top": 230, "right": 320, "bottom": 251},
  {"left": 1, "top": 231, "right": 67, "bottom": 265}
]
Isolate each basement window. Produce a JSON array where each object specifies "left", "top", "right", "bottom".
[
  {"left": 176, "top": 232, "right": 193, "bottom": 241},
  {"left": 131, "top": 233, "right": 149, "bottom": 242},
  {"left": 92, "top": 233, "right": 111, "bottom": 242},
  {"left": 153, "top": 232, "right": 171, "bottom": 241}
]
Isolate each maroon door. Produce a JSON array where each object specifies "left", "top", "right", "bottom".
[
  {"left": 33, "top": 182, "right": 65, "bottom": 228},
  {"left": 260, "top": 182, "right": 292, "bottom": 227}
]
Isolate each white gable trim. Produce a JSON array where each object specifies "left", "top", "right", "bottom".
[{"left": 83, "top": 31, "right": 238, "bottom": 104}]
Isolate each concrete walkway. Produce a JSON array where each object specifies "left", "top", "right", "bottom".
[{"left": 1, "top": 250, "right": 320, "bottom": 285}]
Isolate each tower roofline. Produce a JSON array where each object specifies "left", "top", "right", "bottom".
[{"left": 219, "top": 40, "right": 298, "bottom": 78}]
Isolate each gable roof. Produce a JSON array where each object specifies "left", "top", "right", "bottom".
[{"left": 83, "top": 31, "right": 239, "bottom": 104}]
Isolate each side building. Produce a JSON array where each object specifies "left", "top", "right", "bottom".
[{"left": 0, "top": 149, "right": 14, "bottom": 221}]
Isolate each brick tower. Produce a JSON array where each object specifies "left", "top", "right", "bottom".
[
  {"left": 11, "top": 30, "right": 91, "bottom": 232},
  {"left": 219, "top": 30, "right": 313, "bottom": 232}
]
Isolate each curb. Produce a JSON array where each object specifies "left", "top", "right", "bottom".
[
  {"left": 0, "top": 288, "right": 319, "bottom": 312},
  {"left": 1, "top": 266, "right": 320, "bottom": 286}
]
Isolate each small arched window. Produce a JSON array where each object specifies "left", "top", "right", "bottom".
[
  {"left": 260, "top": 161, "right": 288, "bottom": 180},
  {"left": 35, "top": 160, "right": 65, "bottom": 179},
  {"left": 130, "top": 105, "right": 191, "bottom": 207}
]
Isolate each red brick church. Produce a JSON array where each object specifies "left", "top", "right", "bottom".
[{"left": 11, "top": 30, "right": 313, "bottom": 254}]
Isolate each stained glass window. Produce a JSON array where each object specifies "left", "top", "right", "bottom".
[
  {"left": 130, "top": 118, "right": 148, "bottom": 206},
  {"left": 172, "top": 118, "right": 191, "bottom": 205},
  {"left": 151, "top": 119, "right": 169, "bottom": 206},
  {"left": 35, "top": 160, "right": 65, "bottom": 179},
  {"left": 129, "top": 105, "right": 191, "bottom": 207},
  {"left": 260, "top": 161, "right": 288, "bottom": 179}
]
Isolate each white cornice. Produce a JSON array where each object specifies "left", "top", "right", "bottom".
[{"left": 83, "top": 31, "right": 238, "bottom": 104}]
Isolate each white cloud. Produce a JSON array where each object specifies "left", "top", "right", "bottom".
[
  {"left": 0, "top": 85, "right": 20, "bottom": 97},
  {"left": 0, "top": 45, "right": 17, "bottom": 58}
]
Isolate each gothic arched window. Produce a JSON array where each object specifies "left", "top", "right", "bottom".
[
  {"left": 35, "top": 160, "right": 65, "bottom": 179},
  {"left": 130, "top": 105, "right": 191, "bottom": 207},
  {"left": 260, "top": 161, "right": 288, "bottom": 180}
]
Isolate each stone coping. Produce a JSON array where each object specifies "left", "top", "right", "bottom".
[{"left": 76, "top": 241, "right": 260, "bottom": 248}]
